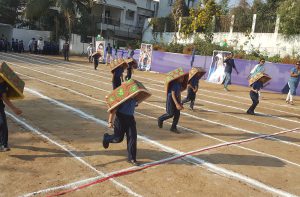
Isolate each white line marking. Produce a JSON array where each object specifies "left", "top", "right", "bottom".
[
  {"left": 19, "top": 72, "right": 300, "bottom": 169},
  {"left": 6, "top": 112, "right": 141, "bottom": 197},
  {"left": 24, "top": 88, "right": 298, "bottom": 197},
  {"left": 5, "top": 54, "right": 296, "bottom": 131},
  {"left": 23, "top": 127, "right": 300, "bottom": 196},
  {"left": 6, "top": 52, "right": 300, "bottom": 117},
  {"left": 4, "top": 59, "right": 300, "bottom": 149}
]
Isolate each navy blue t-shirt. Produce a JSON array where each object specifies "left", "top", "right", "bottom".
[
  {"left": 168, "top": 81, "right": 181, "bottom": 96},
  {"left": 224, "top": 58, "right": 236, "bottom": 74},
  {"left": 252, "top": 81, "right": 263, "bottom": 91},
  {"left": 190, "top": 76, "right": 199, "bottom": 88},
  {"left": 106, "top": 46, "right": 112, "bottom": 54},
  {"left": 0, "top": 82, "right": 8, "bottom": 109},
  {"left": 117, "top": 98, "right": 136, "bottom": 116},
  {"left": 114, "top": 67, "right": 124, "bottom": 78}
]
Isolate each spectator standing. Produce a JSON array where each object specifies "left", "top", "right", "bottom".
[
  {"left": 87, "top": 43, "right": 94, "bottom": 63},
  {"left": 63, "top": 41, "right": 70, "bottom": 61},
  {"left": 37, "top": 37, "right": 44, "bottom": 54},
  {"left": 106, "top": 43, "right": 113, "bottom": 64},
  {"left": 28, "top": 38, "right": 35, "bottom": 53}
]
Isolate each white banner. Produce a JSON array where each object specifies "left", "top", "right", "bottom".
[
  {"left": 95, "top": 40, "right": 105, "bottom": 63},
  {"left": 206, "top": 50, "right": 232, "bottom": 84},
  {"left": 138, "top": 43, "right": 153, "bottom": 71}
]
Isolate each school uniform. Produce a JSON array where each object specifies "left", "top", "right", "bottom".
[
  {"left": 103, "top": 99, "right": 137, "bottom": 162},
  {"left": 113, "top": 67, "right": 124, "bottom": 89},
  {"left": 182, "top": 76, "right": 199, "bottom": 110},
  {"left": 247, "top": 80, "right": 263, "bottom": 115},
  {"left": 286, "top": 67, "right": 300, "bottom": 103},
  {"left": 63, "top": 43, "right": 70, "bottom": 61},
  {"left": 223, "top": 58, "right": 236, "bottom": 89},
  {"left": 158, "top": 81, "right": 181, "bottom": 131},
  {"left": 93, "top": 53, "right": 101, "bottom": 70},
  {"left": 0, "top": 82, "right": 9, "bottom": 148},
  {"left": 125, "top": 64, "right": 132, "bottom": 81}
]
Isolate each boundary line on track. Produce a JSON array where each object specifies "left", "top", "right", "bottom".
[
  {"left": 6, "top": 113, "right": 141, "bottom": 197},
  {"left": 3, "top": 58, "right": 300, "bottom": 149},
  {"left": 23, "top": 88, "right": 300, "bottom": 196},
  {"left": 18, "top": 73, "right": 300, "bottom": 169},
  {"left": 3, "top": 52, "right": 300, "bottom": 122},
  {"left": 15, "top": 52, "right": 300, "bottom": 112},
  {"left": 10, "top": 59, "right": 300, "bottom": 149},
  {"left": 48, "top": 127, "right": 300, "bottom": 196}
]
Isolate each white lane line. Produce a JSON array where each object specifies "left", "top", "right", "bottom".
[
  {"left": 24, "top": 88, "right": 298, "bottom": 197},
  {"left": 7, "top": 52, "right": 300, "bottom": 117},
  {"left": 23, "top": 126, "right": 300, "bottom": 197},
  {"left": 25, "top": 52, "right": 299, "bottom": 112},
  {"left": 6, "top": 59, "right": 300, "bottom": 148},
  {"left": 6, "top": 112, "right": 141, "bottom": 197},
  {"left": 19, "top": 72, "right": 300, "bottom": 168},
  {"left": 9, "top": 55, "right": 298, "bottom": 130}
]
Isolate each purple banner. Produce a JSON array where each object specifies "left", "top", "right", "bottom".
[{"left": 121, "top": 49, "right": 298, "bottom": 95}]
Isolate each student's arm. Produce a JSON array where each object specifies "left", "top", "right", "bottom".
[
  {"left": 291, "top": 71, "right": 300, "bottom": 77},
  {"left": 108, "top": 109, "right": 116, "bottom": 128},
  {"left": 171, "top": 91, "right": 183, "bottom": 110},
  {"left": 2, "top": 94, "right": 22, "bottom": 115},
  {"left": 194, "top": 85, "right": 199, "bottom": 93},
  {"left": 121, "top": 73, "right": 124, "bottom": 82},
  {"left": 251, "top": 86, "right": 258, "bottom": 93}
]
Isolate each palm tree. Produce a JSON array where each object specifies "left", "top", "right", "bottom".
[{"left": 25, "top": 0, "right": 92, "bottom": 40}]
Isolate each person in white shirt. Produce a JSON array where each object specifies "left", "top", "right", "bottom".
[
  {"left": 28, "top": 38, "right": 35, "bottom": 53},
  {"left": 249, "top": 58, "right": 266, "bottom": 99},
  {"left": 249, "top": 58, "right": 265, "bottom": 78},
  {"left": 37, "top": 37, "right": 44, "bottom": 54},
  {"left": 87, "top": 43, "right": 94, "bottom": 63}
]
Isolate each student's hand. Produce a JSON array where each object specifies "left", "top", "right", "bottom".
[
  {"left": 108, "top": 122, "right": 113, "bottom": 128},
  {"left": 13, "top": 108, "right": 22, "bottom": 115},
  {"left": 176, "top": 104, "right": 183, "bottom": 110}
]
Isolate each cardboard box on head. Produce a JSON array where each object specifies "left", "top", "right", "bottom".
[
  {"left": 105, "top": 79, "right": 151, "bottom": 112},
  {"left": 125, "top": 58, "right": 138, "bottom": 69},
  {"left": 109, "top": 58, "right": 128, "bottom": 73},
  {"left": 0, "top": 62, "right": 25, "bottom": 100},
  {"left": 249, "top": 72, "right": 272, "bottom": 86},
  {"left": 189, "top": 67, "right": 206, "bottom": 82},
  {"left": 165, "top": 67, "right": 189, "bottom": 95}
]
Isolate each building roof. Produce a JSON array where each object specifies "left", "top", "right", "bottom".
[{"left": 122, "top": 0, "right": 136, "bottom": 4}]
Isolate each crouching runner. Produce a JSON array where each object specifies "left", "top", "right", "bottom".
[{"left": 102, "top": 79, "right": 151, "bottom": 166}]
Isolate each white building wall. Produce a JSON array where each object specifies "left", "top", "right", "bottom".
[
  {"left": 12, "top": 28, "right": 51, "bottom": 51},
  {"left": 142, "top": 20, "right": 300, "bottom": 57},
  {"left": 60, "top": 34, "right": 91, "bottom": 55}
]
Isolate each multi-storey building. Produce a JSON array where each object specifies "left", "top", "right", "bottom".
[
  {"left": 156, "top": 0, "right": 201, "bottom": 17},
  {"left": 92, "top": 0, "right": 158, "bottom": 43}
]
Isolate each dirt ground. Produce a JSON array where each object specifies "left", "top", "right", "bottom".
[{"left": 0, "top": 52, "right": 300, "bottom": 197}]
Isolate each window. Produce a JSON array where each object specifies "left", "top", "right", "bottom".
[
  {"left": 146, "top": 0, "right": 151, "bottom": 9},
  {"left": 168, "top": 0, "right": 173, "bottom": 6},
  {"left": 126, "top": 10, "right": 135, "bottom": 20}
]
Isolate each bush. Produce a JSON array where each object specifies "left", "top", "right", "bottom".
[
  {"left": 147, "top": 38, "right": 299, "bottom": 65},
  {"left": 165, "top": 43, "right": 185, "bottom": 53},
  {"left": 267, "top": 55, "right": 281, "bottom": 63}
]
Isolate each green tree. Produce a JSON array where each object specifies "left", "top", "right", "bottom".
[
  {"left": 278, "top": 0, "right": 300, "bottom": 36},
  {"left": 187, "top": 0, "right": 219, "bottom": 40},
  {"left": 171, "top": 0, "right": 189, "bottom": 34},
  {"left": 218, "top": 0, "right": 229, "bottom": 15},
  {"left": 25, "top": 0, "right": 91, "bottom": 39},
  {"left": 231, "top": 0, "right": 252, "bottom": 32},
  {"left": 0, "top": 0, "right": 21, "bottom": 25}
]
